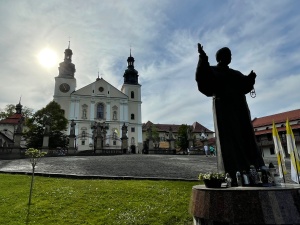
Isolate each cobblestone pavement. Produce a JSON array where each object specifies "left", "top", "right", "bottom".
[{"left": 0, "top": 154, "right": 293, "bottom": 182}]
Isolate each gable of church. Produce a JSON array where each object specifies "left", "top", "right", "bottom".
[{"left": 72, "top": 78, "right": 128, "bottom": 99}]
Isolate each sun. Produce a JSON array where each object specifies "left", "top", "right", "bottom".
[{"left": 38, "top": 48, "right": 58, "bottom": 68}]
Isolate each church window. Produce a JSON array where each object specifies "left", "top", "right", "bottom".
[
  {"left": 113, "top": 141, "right": 116, "bottom": 145},
  {"left": 131, "top": 114, "right": 135, "bottom": 120},
  {"left": 131, "top": 127, "right": 135, "bottom": 132},
  {"left": 81, "top": 140, "right": 85, "bottom": 145},
  {"left": 99, "top": 87, "right": 104, "bottom": 92},
  {"left": 131, "top": 91, "right": 134, "bottom": 99},
  {"left": 97, "top": 103, "right": 104, "bottom": 119}
]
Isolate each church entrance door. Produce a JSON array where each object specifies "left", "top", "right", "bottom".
[{"left": 130, "top": 145, "right": 136, "bottom": 154}]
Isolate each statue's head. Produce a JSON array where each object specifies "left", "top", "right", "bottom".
[{"left": 216, "top": 47, "right": 231, "bottom": 65}]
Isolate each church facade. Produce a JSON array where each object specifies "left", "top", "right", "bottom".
[{"left": 53, "top": 45, "right": 142, "bottom": 153}]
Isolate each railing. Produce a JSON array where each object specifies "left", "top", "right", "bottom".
[
  {"left": 258, "top": 135, "right": 300, "bottom": 147},
  {"left": 94, "top": 149, "right": 123, "bottom": 155},
  {"left": 148, "top": 149, "right": 176, "bottom": 155}
]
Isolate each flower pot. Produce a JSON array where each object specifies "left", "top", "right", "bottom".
[{"left": 203, "top": 179, "right": 222, "bottom": 188}]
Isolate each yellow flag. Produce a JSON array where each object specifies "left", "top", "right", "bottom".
[
  {"left": 272, "top": 121, "right": 287, "bottom": 178},
  {"left": 286, "top": 118, "right": 300, "bottom": 183}
]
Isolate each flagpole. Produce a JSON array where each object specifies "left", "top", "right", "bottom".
[
  {"left": 292, "top": 149, "right": 300, "bottom": 184},
  {"left": 279, "top": 151, "right": 286, "bottom": 183},
  {"left": 286, "top": 118, "right": 300, "bottom": 184}
]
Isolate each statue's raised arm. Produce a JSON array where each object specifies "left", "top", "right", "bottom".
[{"left": 197, "top": 43, "right": 208, "bottom": 61}]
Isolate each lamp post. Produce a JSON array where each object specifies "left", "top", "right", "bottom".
[{"left": 200, "top": 129, "right": 208, "bottom": 156}]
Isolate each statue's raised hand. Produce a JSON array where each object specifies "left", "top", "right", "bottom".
[
  {"left": 198, "top": 43, "right": 205, "bottom": 54},
  {"left": 249, "top": 70, "right": 256, "bottom": 79}
]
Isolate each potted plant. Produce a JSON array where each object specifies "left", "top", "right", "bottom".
[{"left": 198, "top": 172, "right": 225, "bottom": 188}]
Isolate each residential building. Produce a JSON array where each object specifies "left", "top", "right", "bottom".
[{"left": 253, "top": 109, "right": 300, "bottom": 157}]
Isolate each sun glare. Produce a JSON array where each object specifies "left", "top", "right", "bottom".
[{"left": 38, "top": 48, "right": 58, "bottom": 68}]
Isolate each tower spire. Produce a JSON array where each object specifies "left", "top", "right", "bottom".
[
  {"left": 68, "top": 36, "right": 71, "bottom": 49},
  {"left": 123, "top": 49, "right": 139, "bottom": 85}
]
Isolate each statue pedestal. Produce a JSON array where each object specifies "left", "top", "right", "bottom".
[
  {"left": 42, "top": 135, "right": 49, "bottom": 148},
  {"left": 68, "top": 148, "right": 76, "bottom": 155},
  {"left": 188, "top": 139, "right": 193, "bottom": 149},
  {"left": 190, "top": 184, "right": 300, "bottom": 225},
  {"left": 148, "top": 140, "right": 154, "bottom": 151}
]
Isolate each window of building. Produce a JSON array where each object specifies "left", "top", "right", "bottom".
[
  {"left": 131, "top": 113, "right": 135, "bottom": 120},
  {"left": 82, "top": 140, "right": 85, "bottom": 145},
  {"left": 131, "top": 91, "right": 134, "bottom": 99},
  {"left": 113, "top": 141, "right": 116, "bottom": 145},
  {"left": 97, "top": 103, "right": 104, "bottom": 119},
  {"left": 131, "top": 127, "right": 135, "bottom": 132}
]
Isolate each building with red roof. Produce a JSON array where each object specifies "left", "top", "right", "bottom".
[
  {"left": 142, "top": 121, "right": 215, "bottom": 152},
  {"left": 252, "top": 109, "right": 300, "bottom": 157},
  {"left": 0, "top": 102, "right": 25, "bottom": 149}
]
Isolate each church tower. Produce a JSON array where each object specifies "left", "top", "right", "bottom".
[
  {"left": 121, "top": 50, "right": 143, "bottom": 151},
  {"left": 53, "top": 42, "right": 76, "bottom": 118}
]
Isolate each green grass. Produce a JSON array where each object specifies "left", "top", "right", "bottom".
[{"left": 0, "top": 174, "right": 198, "bottom": 225}]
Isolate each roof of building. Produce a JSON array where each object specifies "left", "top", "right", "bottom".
[
  {"left": 142, "top": 121, "right": 213, "bottom": 133},
  {"left": 252, "top": 109, "right": 300, "bottom": 128},
  {"left": 0, "top": 113, "right": 23, "bottom": 125},
  {"left": 252, "top": 109, "right": 300, "bottom": 135}
]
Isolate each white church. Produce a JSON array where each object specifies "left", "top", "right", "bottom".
[{"left": 53, "top": 45, "right": 142, "bottom": 153}]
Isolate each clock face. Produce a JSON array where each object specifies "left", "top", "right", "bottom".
[{"left": 59, "top": 83, "right": 70, "bottom": 93}]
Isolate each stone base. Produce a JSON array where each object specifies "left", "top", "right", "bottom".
[
  {"left": 67, "top": 148, "right": 76, "bottom": 155},
  {"left": 190, "top": 184, "right": 300, "bottom": 224}
]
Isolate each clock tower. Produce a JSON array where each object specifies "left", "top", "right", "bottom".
[{"left": 53, "top": 42, "right": 76, "bottom": 117}]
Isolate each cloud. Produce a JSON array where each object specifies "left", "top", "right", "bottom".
[{"left": 0, "top": 0, "right": 300, "bottom": 132}]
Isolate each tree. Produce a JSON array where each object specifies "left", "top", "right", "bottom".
[
  {"left": 0, "top": 104, "right": 34, "bottom": 120},
  {"left": 176, "top": 124, "right": 189, "bottom": 152},
  {"left": 25, "top": 148, "right": 46, "bottom": 205},
  {"left": 25, "top": 101, "right": 68, "bottom": 148},
  {"left": 152, "top": 125, "right": 160, "bottom": 147}
]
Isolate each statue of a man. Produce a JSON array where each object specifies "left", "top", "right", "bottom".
[
  {"left": 70, "top": 119, "right": 76, "bottom": 136},
  {"left": 195, "top": 43, "right": 265, "bottom": 186}
]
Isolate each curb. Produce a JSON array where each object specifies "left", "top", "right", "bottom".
[{"left": 0, "top": 171, "right": 198, "bottom": 182}]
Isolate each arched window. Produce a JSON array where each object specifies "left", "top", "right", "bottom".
[
  {"left": 97, "top": 103, "right": 104, "bottom": 119},
  {"left": 131, "top": 91, "right": 134, "bottom": 99},
  {"left": 131, "top": 113, "right": 135, "bottom": 120}
]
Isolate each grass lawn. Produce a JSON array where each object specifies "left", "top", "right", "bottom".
[{"left": 0, "top": 174, "right": 199, "bottom": 225}]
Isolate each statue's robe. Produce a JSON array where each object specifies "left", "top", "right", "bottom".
[{"left": 195, "top": 55, "right": 265, "bottom": 182}]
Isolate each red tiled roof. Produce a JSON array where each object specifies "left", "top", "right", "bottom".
[
  {"left": 0, "top": 113, "right": 23, "bottom": 125},
  {"left": 142, "top": 121, "right": 213, "bottom": 133},
  {"left": 192, "top": 121, "right": 213, "bottom": 133},
  {"left": 252, "top": 109, "right": 300, "bottom": 128}
]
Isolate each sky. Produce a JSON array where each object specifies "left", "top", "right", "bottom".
[{"left": 0, "top": 0, "right": 300, "bottom": 131}]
